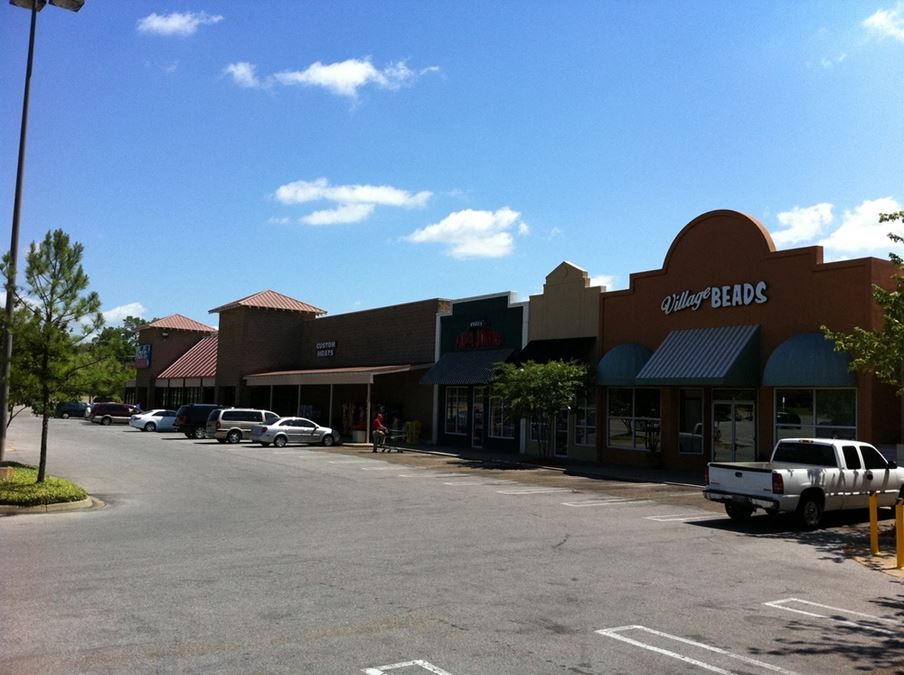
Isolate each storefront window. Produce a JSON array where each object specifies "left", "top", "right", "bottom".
[
  {"left": 574, "top": 392, "right": 596, "bottom": 446},
  {"left": 489, "top": 394, "right": 514, "bottom": 438},
  {"left": 775, "top": 388, "right": 856, "bottom": 440},
  {"left": 444, "top": 386, "right": 468, "bottom": 435},
  {"left": 607, "top": 388, "right": 660, "bottom": 451},
  {"left": 679, "top": 389, "right": 704, "bottom": 454}
]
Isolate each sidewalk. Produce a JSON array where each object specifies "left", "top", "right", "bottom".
[{"left": 355, "top": 440, "right": 705, "bottom": 487}]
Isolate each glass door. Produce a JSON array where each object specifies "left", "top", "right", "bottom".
[
  {"left": 471, "top": 386, "right": 485, "bottom": 448},
  {"left": 553, "top": 410, "right": 568, "bottom": 457},
  {"left": 712, "top": 397, "right": 756, "bottom": 462}
]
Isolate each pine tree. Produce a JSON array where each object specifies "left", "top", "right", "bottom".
[{"left": 18, "top": 230, "right": 102, "bottom": 482}]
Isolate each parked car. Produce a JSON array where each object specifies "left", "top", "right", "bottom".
[
  {"left": 206, "top": 408, "right": 280, "bottom": 444},
  {"left": 54, "top": 401, "right": 90, "bottom": 419},
  {"left": 250, "top": 417, "right": 340, "bottom": 448},
  {"left": 89, "top": 402, "right": 140, "bottom": 425},
  {"left": 175, "top": 403, "right": 221, "bottom": 439},
  {"left": 129, "top": 409, "right": 178, "bottom": 432}
]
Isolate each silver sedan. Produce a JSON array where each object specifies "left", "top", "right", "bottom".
[{"left": 250, "top": 417, "right": 340, "bottom": 448}]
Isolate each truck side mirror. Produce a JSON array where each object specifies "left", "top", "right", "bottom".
[{"left": 888, "top": 461, "right": 898, "bottom": 470}]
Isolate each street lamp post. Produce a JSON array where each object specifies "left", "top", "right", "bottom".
[{"left": 0, "top": 0, "right": 85, "bottom": 462}]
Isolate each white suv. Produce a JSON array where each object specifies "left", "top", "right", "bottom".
[{"left": 206, "top": 408, "right": 279, "bottom": 444}]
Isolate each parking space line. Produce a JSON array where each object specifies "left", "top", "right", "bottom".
[
  {"left": 496, "top": 487, "right": 572, "bottom": 495},
  {"left": 764, "top": 598, "right": 901, "bottom": 636},
  {"left": 596, "top": 625, "right": 798, "bottom": 674},
  {"left": 645, "top": 513, "right": 714, "bottom": 522},
  {"left": 363, "top": 659, "right": 453, "bottom": 675},
  {"left": 398, "top": 473, "right": 470, "bottom": 478},
  {"left": 562, "top": 498, "right": 653, "bottom": 507},
  {"left": 360, "top": 466, "right": 396, "bottom": 471},
  {"left": 328, "top": 459, "right": 373, "bottom": 464}
]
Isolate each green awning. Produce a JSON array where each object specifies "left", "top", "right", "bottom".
[
  {"left": 635, "top": 324, "right": 760, "bottom": 386},
  {"left": 762, "top": 332, "right": 855, "bottom": 387},
  {"left": 420, "top": 348, "right": 514, "bottom": 385},
  {"left": 596, "top": 343, "right": 652, "bottom": 386}
]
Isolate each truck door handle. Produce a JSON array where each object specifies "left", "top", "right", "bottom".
[{"left": 865, "top": 471, "right": 873, "bottom": 480}]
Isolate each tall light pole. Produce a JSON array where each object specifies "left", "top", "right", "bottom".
[{"left": 0, "top": 0, "right": 85, "bottom": 462}]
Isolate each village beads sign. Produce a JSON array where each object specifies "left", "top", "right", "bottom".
[{"left": 661, "top": 281, "right": 768, "bottom": 316}]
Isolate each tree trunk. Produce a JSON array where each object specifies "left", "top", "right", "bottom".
[{"left": 37, "top": 347, "right": 50, "bottom": 483}]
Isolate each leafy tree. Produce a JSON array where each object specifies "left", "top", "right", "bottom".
[
  {"left": 490, "top": 359, "right": 589, "bottom": 456},
  {"left": 16, "top": 230, "right": 103, "bottom": 482},
  {"left": 822, "top": 211, "right": 904, "bottom": 395},
  {"left": 1, "top": 303, "right": 41, "bottom": 425}
]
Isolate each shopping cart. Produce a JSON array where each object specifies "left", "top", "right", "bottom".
[{"left": 373, "top": 429, "right": 406, "bottom": 453}]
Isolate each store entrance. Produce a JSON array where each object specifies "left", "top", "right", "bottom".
[
  {"left": 712, "top": 390, "right": 756, "bottom": 462},
  {"left": 471, "top": 386, "right": 485, "bottom": 448}
]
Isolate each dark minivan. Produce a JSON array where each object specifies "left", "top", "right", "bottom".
[
  {"left": 175, "top": 403, "right": 221, "bottom": 439},
  {"left": 89, "top": 402, "right": 139, "bottom": 425}
]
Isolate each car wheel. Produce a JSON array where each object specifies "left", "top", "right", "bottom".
[
  {"left": 61, "top": 412, "right": 70, "bottom": 419},
  {"left": 273, "top": 435, "right": 287, "bottom": 448},
  {"left": 101, "top": 416, "right": 112, "bottom": 426},
  {"left": 797, "top": 493, "right": 824, "bottom": 530},
  {"left": 226, "top": 430, "right": 242, "bottom": 444},
  {"left": 322, "top": 434, "right": 335, "bottom": 447},
  {"left": 725, "top": 502, "right": 754, "bottom": 522},
  {"left": 192, "top": 426, "right": 206, "bottom": 440},
  {"left": 144, "top": 422, "right": 156, "bottom": 432}
]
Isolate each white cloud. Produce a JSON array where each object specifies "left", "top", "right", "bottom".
[
  {"left": 223, "top": 62, "right": 261, "bottom": 88},
  {"left": 772, "top": 203, "right": 834, "bottom": 246},
  {"left": 864, "top": 3, "right": 904, "bottom": 42},
  {"left": 103, "top": 303, "right": 147, "bottom": 325},
  {"left": 227, "top": 58, "right": 439, "bottom": 98},
  {"left": 137, "top": 12, "right": 223, "bottom": 37},
  {"left": 268, "top": 216, "right": 291, "bottom": 225},
  {"left": 819, "top": 53, "right": 847, "bottom": 68},
  {"left": 406, "top": 208, "right": 528, "bottom": 259},
  {"left": 589, "top": 274, "right": 617, "bottom": 290},
  {"left": 273, "top": 178, "right": 430, "bottom": 226},
  {"left": 819, "top": 197, "right": 904, "bottom": 254},
  {"left": 301, "top": 204, "right": 375, "bottom": 225}
]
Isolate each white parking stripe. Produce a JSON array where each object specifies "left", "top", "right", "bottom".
[
  {"left": 764, "top": 598, "right": 901, "bottom": 636},
  {"left": 496, "top": 487, "right": 572, "bottom": 495},
  {"left": 363, "top": 659, "right": 454, "bottom": 675},
  {"left": 398, "top": 473, "right": 470, "bottom": 478},
  {"left": 562, "top": 499, "right": 653, "bottom": 507},
  {"left": 645, "top": 513, "right": 714, "bottom": 522},
  {"left": 597, "top": 625, "right": 798, "bottom": 674}
]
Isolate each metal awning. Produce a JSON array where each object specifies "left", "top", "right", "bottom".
[
  {"left": 511, "top": 336, "right": 595, "bottom": 365},
  {"left": 762, "top": 332, "right": 855, "bottom": 387},
  {"left": 635, "top": 324, "right": 760, "bottom": 386},
  {"left": 420, "top": 348, "right": 514, "bottom": 385},
  {"left": 596, "top": 342, "right": 653, "bottom": 386},
  {"left": 244, "top": 364, "right": 428, "bottom": 387}
]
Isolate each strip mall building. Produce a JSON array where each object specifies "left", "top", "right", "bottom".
[{"left": 128, "top": 209, "right": 901, "bottom": 472}]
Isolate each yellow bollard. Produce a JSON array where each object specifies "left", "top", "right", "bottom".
[
  {"left": 869, "top": 492, "right": 879, "bottom": 556},
  {"left": 897, "top": 498, "right": 903, "bottom": 570}
]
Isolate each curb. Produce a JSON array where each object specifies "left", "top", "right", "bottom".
[{"left": 0, "top": 495, "right": 103, "bottom": 515}]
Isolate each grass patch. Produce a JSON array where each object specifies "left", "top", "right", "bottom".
[{"left": 0, "top": 462, "right": 87, "bottom": 507}]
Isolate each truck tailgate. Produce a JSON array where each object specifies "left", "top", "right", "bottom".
[{"left": 707, "top": 462, "right": 775, "bottom": 496}]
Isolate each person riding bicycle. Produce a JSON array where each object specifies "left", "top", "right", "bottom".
[{"left": 371, "top": 412, "right": 388, "bottom": 452}]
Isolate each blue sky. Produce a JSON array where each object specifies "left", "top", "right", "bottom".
[{"left": 2, "top": 1, "right": 903, "bottom": 328}]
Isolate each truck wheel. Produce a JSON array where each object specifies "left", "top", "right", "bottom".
[
  {"left": 797, "top": 494, "right": 824, "bottom": 529},
  {"left": 192, "top": 426, "right": 206, "bottom": 440},
  {"left": 725, "top": 503, "right": 754, "bottom": 522}
]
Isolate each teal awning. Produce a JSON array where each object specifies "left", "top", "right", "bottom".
[
  {"left": 596, "top": 343, "right": 652, "bottom": 386},
  {"left": 762, "top": 332, "right": 855, "bottom": 387},
  {"left": 635, "top": 325, "right": 760, "bottom": 386},
  {"left": 420, "top": 348, "right": 514, "bottom": 385}
]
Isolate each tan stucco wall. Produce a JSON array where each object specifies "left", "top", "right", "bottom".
[{"left": 528, "top": 262, "right": 602, "bottom": 340}]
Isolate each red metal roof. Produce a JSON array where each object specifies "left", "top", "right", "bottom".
[
  {"left": 140, "top": 314, "right": 216, "bottom": 333},
  {"left": 209, "top": 290, "right": 326, "bottom": 315},
  {"left": 157, "top": 335, "right": 218, "bottom": 379}
]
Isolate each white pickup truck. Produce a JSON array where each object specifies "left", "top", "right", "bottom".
[{"left": 704, "top": 438, "right": 904, "bottom": 528}]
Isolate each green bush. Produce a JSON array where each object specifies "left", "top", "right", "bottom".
[{"left": 0, "top": 463, "right": 87, "bottom": 507}]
